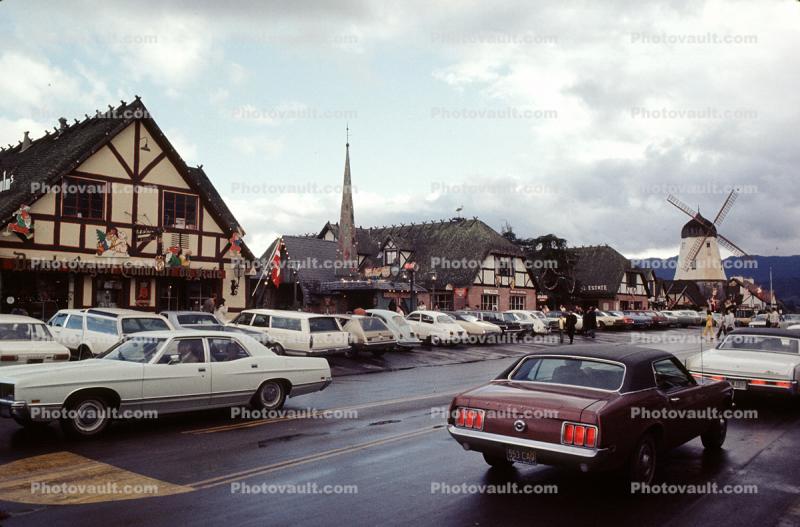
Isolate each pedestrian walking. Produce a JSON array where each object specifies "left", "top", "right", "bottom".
[
  {"left": 565, "top": 311, "right": 577, "bottom": 344},
  {"left": 203, "top": 293, "right": 217, "bottom": 313},
  {"left": 214, "top": 297, "right": 228, "bottom": 321},
  {"left": 583, "top": 307, "right": 597, "bottom": 339},
  {"left": 768, "top": 308, "right": 780, "bottom": 328},
  {"left": 558, "top": 311, "right": 566, "bottom": 344},
  {"left": 702, "top": 310, "right": 714, "bottom": 341},
  {"left": 417, "top": 300, "right": 427, "bottom": 311}
]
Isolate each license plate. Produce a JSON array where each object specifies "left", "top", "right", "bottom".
[
  {"left": 732, "top": 379, "right": 748, "bottom": 390},
  {"left": 506, "top": 447, "right": 537, "bottom": 465},
  {"left": 27, "top": 359, "right": 43, "bottom": 364}
]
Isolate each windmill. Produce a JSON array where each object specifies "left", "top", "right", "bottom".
[{"left": 666, "top": 189, "right": 747, "bottom": 282}]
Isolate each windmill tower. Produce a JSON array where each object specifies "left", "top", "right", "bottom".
[{"left": 667, "top": 190, "right": 748, "bottom": 307}]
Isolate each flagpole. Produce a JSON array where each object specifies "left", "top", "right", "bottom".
[{"left": 252, "top": 238, "right": 280, "bottom": 298}]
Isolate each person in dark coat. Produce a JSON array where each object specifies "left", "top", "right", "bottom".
[
  {"left": 583, "top": 307, "right": 597, "bottom": 339},
  {"left": 565, "top": 311, "right": 578, "bottom": 344}
]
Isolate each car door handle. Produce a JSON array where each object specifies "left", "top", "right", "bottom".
[
  {"left": 198, "top": 367, "right": 206, "bottom": 372},
  {"left": 669, "top": 397, "right": 681, "bottom": 403},
  {"left": 251, "top": 364, "right": 258, "bottom": 369}
]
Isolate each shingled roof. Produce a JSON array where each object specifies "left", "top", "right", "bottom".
[
  {"left": 661, "top": 279, "right": 707, "bottom": 307},
  {"left": 0, "top": 97, "right": 249, "bottom": 254},
  {"left": 571, "top": 245, "right": 649, "bottom": 298},
  {"left": 321, "top": 218, "right": 525, "bottom": 287}
]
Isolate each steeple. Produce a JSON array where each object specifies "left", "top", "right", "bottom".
[{"left": 336, "top": 127, "right": 358, "bottom": 276}]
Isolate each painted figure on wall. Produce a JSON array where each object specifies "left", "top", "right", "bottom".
[
  {"left": 96, "top": 226, "right": 130, "bottom": 256},
  {"left": 4, "top": 205, "right": 34, "bottom": 240}
]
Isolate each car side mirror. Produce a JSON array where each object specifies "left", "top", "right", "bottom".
[{"left": 168, "top": 354, "right": 181, "bottom": 365}]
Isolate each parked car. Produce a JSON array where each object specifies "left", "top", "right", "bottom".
[
  {"left": 448, "top": 312, "right": 503, "bottom": 343},
  {"left": 365, "top": 309, "right": 421, "bottom": 350},
  {"left": 779, "top": 314, "right": 800, "bottom": 329},
  {"left": 616, "top": 311, "right": 650, "bottom": 329},
  {"left": 594, "top": 311, "right": 631, "bottom": 330},
  {"left": 661, "top": 310, "right": 697, "bottom": 328},
  {"left": 159, "top": 311, "right": 222, "bottom": 329},
  {"left": 464, "top": 310, "right": 525, "bottom": 335},
  {"left": 748, "top": 314, "right": 768, "bottom": 328},
  {"left": 339, "top": 315, "right": 397, "bottom": 357},
  {"left": 655, "top": 311, "right": 680, "bottom": 328},
  {"left": 0, "top": 315, "right": 71, "bottom": 366},
  {"left": 48, "top": 308, "right": 173, "bottom": 359},
  {"left": 0, "top": 330, "right": 332, "bottom": 436},
  {"left": 405, "top": 311, "right": 467, "bottom": 345},
  {"left": 447, "top": 345, "right": 733, "bottom": 484},
  {"left": 228, "top": 309, "right": 350, "bottom": 356},
  {"left": 636, "top": 310, "right": 670, "bottom": 328},
  {"left": 686, "top": 328, "right": 799, "bottom": 396},
  {"left": 506, "top": 310, "right": 548, "bottom": 335}
]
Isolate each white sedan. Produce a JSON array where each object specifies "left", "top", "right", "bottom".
[
  {"left": 0, "top": 330, "right": 332, "bottom": 437},
  {"left": 406, "top": 311, "right": 467, "bottom": 345},
  {"left": 0, "top": 315, "right": 71, "bottom": 365},
  {"left": 686, "top": 329, "right": 799, "bottom": 396}
]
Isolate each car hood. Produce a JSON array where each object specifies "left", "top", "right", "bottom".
[
  {"left": 686, "top": 350, "right": 799, "bottom": 379},
  {"left": 458, "top": 381, "right": 615, "bottom": 421},
  {"left": 0, "top": 359, "right": 142, "bottom": 388}
]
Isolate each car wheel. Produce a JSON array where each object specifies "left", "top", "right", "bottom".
[
  {"left": 701, "top": 417, "right": 727, "bottom": 450},
  {"left": 431, "top": 336, "right": 441, "bottom": 346},
  {"left": 269, "top": 343, "right": 285, "bottom": 356},
  {"left": 628, "top": 433, "right": 657, "bottom": 485},
  {"left": 251, "top": 380, "right": 287, "bottom": 411},
  {"left": 483, "top": 453, "right": 514, "bottom": 470},
  {"left": 345, "top": 348, "right": 359, "bottom": 359},
  {"left": 371, "top": 349, "right": 387, "bottom": 357},
  {"left": 60, "top": 394, "right": 112, "bottom": 438}
]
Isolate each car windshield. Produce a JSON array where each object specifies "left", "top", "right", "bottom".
[
  {"left": 719, "top": 334, "right": 800, "bottom": 355},
  {"left": 460, "top": 314, "right": 480, "bottom": 322},
  {"left": 176, "top": 313, "right": 219, "bottom": 325},
  {"left": 359, "top": 318, "right": 388, "bottom": 331},
  {"left": 437, "top": 315, "right": 456, "bottom": 324},
  {"left": 0, "top": 323, "right": 53, "bottom": 341},
  {"left": 390, "top": 315, "right": 409, "bottom": 327},
  {"left": 513, "top": 313, "right": 532, "bottom": 320},
  {"left": 121, "top": 318, "right": 170, "bottom": 334},
  {"left": 102, "top": 337, "right": 167, "bottom": 363},
  {"left": 502, "top": 313, "right": 518, "bottom": 321},
  {"left": 510, "top": 356, "right": 625, "bottom": 391}
]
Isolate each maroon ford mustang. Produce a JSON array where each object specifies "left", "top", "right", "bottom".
[{"left": 447, "top": 345, "right": 733, "bottom": 484}]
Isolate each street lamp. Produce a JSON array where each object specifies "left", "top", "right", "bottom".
[
  {"left": 230, "top": 259, "right": 243, "bottom": 296},
  {"left": 430, "top": 271, "right": 437, "bottom": 309},
  {"left": 403, "top": 262, "right": 418, "bottom": 310}
]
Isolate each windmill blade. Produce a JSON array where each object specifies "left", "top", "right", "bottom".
[
  {"left": 713, "top": 189, "right": 738, "bottom": 226},
  {"left": 667, "top": 194, "right": 699, "bottom": 219},
  {"left": 717, "top": 234, "right": 746, "bottom": 256},
  {"left": 682, "top": 235, "right": 708, "bottom": 271}
]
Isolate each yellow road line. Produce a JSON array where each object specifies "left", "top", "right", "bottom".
[
  {"left": 0, "top": 452, "right": 192, "bottom": 505},
  {"left": 183, "top": 390, "right": 460, "bottom": 435},
  {"left": 190, "top": 425, "right": 444, "bottom": 489}
]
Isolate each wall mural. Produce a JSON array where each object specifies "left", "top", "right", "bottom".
[
  {"left": 96, "top": 226, "right": 130, "bottom": 256},
  {"left": 4, "top": 204, "right": 34, "bottom": 241}
]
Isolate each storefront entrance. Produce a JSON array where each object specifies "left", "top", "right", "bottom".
[
  {"left": 1, "top": 271, "right": 70, "bottom": 319},
  {"left": 156, "top": 278, "right": 218, "bottom": 312}
]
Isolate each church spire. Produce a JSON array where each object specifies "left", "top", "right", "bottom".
[{"left": 336, "top": 127, "right": 357, "bottom": 276}]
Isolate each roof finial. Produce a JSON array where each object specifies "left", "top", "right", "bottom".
[{"left": 346, "top": 123, "right": 349, "bottom": 147}]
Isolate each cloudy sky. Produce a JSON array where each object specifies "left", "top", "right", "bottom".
[{"left": 1, "top": 0, "right": 798, "bottom": 258}]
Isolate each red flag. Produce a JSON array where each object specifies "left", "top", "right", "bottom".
[{"left": 270, "top": 242, "right": 282, "bottom": 287}]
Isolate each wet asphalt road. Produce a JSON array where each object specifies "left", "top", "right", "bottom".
[{"left": 0, "top": 329, "right": 799, "bottom": 527}]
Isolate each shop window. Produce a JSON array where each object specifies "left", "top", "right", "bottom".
[
  {"left": 510, "top": 295, "right": 526, "bottom": 310},
  {"left": 431, "top": 292, "right": 454, "bottom": 311},
  {"left": 163, "top": 191, "right": 198, "bottom": 229},
  {"left": 480, "top": 294, "right": 499, "bottom": 311},
  {"left": 95, "top": 278, "right": 124, "bottom": 308},
  {"left": 62, "top": 177, "right": 106, "bottom": 219}
]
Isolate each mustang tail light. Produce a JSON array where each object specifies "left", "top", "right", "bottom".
[
  {"left": 561, "top": 421, "right": 598, "bottom": 448},
  {"left": 454, "top": 407, "right": 485, "bottom": 431}
]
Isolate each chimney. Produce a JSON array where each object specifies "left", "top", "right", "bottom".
[{"left": 20, "top": 131, "right": 32, "bottom": 153}]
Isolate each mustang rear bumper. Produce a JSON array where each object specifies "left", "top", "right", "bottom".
[{"left": 448, "top": 425, "right": 615, "bottom": 471}]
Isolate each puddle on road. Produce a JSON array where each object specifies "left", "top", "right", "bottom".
[
  {"left": 257, "top": 432, "right": 330, "bottom": 448},
  {"left": 368, "top": 420, "right": 402, "bottom": 426}
]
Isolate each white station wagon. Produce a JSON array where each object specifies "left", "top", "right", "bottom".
[
  {"left": 0, "top": 315, "right": 71, "bottom": 366},
  {"left": 229, "top": 309, "right": 351, "bottom": 356},
  {"left": 405, "top": 310, "right": 467, "bottom": 345},
  {"left": 0, "top": 330, "right": 332, "bottom": 437},
  {"left": 686, "top": 328, "right": 800, "bottom": 396}
]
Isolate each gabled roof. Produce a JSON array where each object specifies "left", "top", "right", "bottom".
[
  {"left": 661, "top": 279, "right": 707, "bottom": 307},
  {"left": 0, "top": 97, "right": 248, "bottom": 251},
  {"left": 321, "top": 218, "right": 525, "bottom": 287},
  {"left": 571, "top": 245, "right": 649, "bottom": 297}
]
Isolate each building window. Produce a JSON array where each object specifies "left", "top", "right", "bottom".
[
  {"left": 163, "top": 191, "right": 198, "bottom": 229},
  {"left": 496, "top": 257, "right": 513, "bottom": 277},
  {"left": 62, "top": 177, "right": 106, "bottom": 219},
  {"left": 384, "top": 249, "right": 398, "bottom": 264},
  {"left": 480, "top": 294, "right": 499, "bottom": 311},
  {"left": 510, "top": 295, "right": 526, "bottom": 310},
  {"left": 431, "top": 292, "right": 454, "bottom": 311}
]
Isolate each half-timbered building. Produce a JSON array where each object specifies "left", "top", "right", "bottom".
[
  {"left": 0, "top": 98, "right": 253, "bottom": 319},
  {"left": 571, "top": 245, "right": 651, "bottom": 311}
]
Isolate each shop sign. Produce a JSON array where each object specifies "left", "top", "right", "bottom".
[{"left": 483, "top": 288, "right": 499, "bottom": 295}]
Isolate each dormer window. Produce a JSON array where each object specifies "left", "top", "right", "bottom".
[
  {"left": 384, "top": 249, "right": 398, "bottom": 264},
  {"left": 163, "top": 191, "right": 198, "bottom": 229}
]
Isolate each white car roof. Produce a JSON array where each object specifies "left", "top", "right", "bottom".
[
  {"left": 0, "top": 314, "right": 48, "bottom": 324},
  {"left": 242, "top": 309, "right": 336, "bottom": 319},
  {"left": 409, "top": 310, "right": 453, "bottom": 317},
  {"left": 86, "top": 308, "right": 165, "bottom": 318},
  {"left": 125, "top": 330, "right": 248, "bottom": 339}
]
